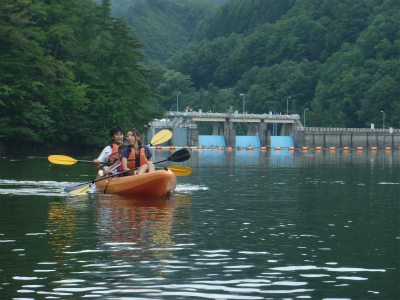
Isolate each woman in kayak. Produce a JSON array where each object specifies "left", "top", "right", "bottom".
[
  {"left": 121, "top": 128, "right": 155, "bottom": 175},
  {"left": 93, "top": 126, "right": 125, "bottom": 168}
]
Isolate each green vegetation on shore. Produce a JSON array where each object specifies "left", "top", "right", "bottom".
[
  {"left": 1, "top": 0, "right": 398, "bottom": 148},
  {"left": 0, "top": 0, "right": 160, "bottom": 147}
]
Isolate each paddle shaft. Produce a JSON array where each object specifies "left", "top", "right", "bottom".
[{"left": 84, "top": 159, "right": 112, "bottom": 165}]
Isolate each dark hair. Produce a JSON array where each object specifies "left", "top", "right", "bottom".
[
  {"left": 110, "top": 126, "right": 124, "bottom": 137},
  {"left": 118, "top": 144, "right": 127, "bottom": 152},
  {"left": 127, "top": 128, "right": 143, "bottom": 147}
]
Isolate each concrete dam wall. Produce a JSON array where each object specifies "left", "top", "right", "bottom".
[{"left": 294, "top": 127, "right": 400, "bottom": 149}]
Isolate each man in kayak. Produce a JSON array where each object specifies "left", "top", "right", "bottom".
[
  {"left": 104, "top": 144, "right": 127, "bottom": 175},
  {"left": 93, "top": 126, "right": 124, "bottom": 168},
  {"left": 121, "top": 128, "right": 155, "bottom": 175}
]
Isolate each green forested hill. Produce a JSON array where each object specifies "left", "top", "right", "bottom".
[
  {"left": 92, "top": 0, "right": 227, "bottom": 62},
  {"left": 161, "top": 0, "right": 399, "bottom": 128},
  {"left": 0, "top": 0, "right": 160, "bottom": 147},
  {"left": 125, "top": 0, "right": 221, "bottom": 62},
  {"left": 1, "top": 0, "right": 399, "bottom": 149},
  {"left": 192, "top": 0, "right": 295, "bottom": 41}
]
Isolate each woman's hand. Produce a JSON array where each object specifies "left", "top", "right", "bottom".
[
  {"left": 93, "top": 159, "right": 101, "bottom": 167},
  {"left": 147, "top": 160, "right": 155, "bottom": 173},
  {"left": 103, "top": 166, "right": 110, "bottom": 174}
]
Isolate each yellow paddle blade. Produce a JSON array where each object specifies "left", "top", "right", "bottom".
[
  {"left": 48, "top": 155, "right": 78, "bottom": 165},
  {"left": 150, "top": 129, "right": 172, "bottom": 146},
  {"left": 168, "top": 166, "right": 192, "bottom": 176},
  {"left": 68, "top": 184, "right": 90, "bottom": 194}
]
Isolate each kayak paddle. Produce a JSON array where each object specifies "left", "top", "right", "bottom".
[
  {"left": 149, "top": 129, "right": 172, "bottom": 146},
  {"left": 48, "top": 155, "right": 112, "bottom": 166},
  {"left": 48, "top": 129, "right": 172, "bottom": 166},
  {"left": 164, "top": 166, "right": 192, "bottom": 176},
  {"left": 68, "top": 185, "right": 91, "bottom": 194},
  {"left": 64, "top": 148, "right": 190, "bottom": 193}
]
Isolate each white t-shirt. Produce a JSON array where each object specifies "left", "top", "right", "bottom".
[{"left": 97, "top": 146, "right": 112, "bottom": 163}]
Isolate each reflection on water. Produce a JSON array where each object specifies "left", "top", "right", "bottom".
[
  {"left": 96, "top": 195, "right": 180, "bottom": 264},
  {"left": 0, "top": 150, "right": 398, "bottom": 299}
]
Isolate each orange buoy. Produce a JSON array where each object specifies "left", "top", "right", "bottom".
[
  {"left": 227, "top": 147, "right": 232, "bottom": 151},
  {"left": 357, "top": 147, "right": 363, "bottom": 151},
  {"left": 302, "top": 147, "right": 308, "bottom": 151},
  {"left": 170, "top": 146, "right": 176, "bottom": 150},
  {"left": 316, "top": 147, "right": 322, "bottom": 150},
  {"left": 156, "top": 146, "right": 162, "bottom": 150},
  {"left": 238, "top": 147, "right": 243, "bottom": 151},
  {"left": 289, "top": 147, "right": 295, "bottom": 151},
  {"left": 385, "top": 147, "right": 391, "bottom": 151},
  {"left": 197, "top": 146, "right": 203, "bottom": 149},
  {"left": 247, "top": 147, "right": 253, "bottom": 150},
  {"left": 330, "top": 147, "right": 336, "bottom": 150},
  {"left": 275, "top": 147, "right": 281, "bottom": 150},
  {"left": 343, "top": 147, "right": 349, "bottom": 150},
  {"left": 371, "top": 147, "right": 377, "bottom": 151},
  {"left": 217, "top": 147, "right": 223, "bottom": 150},
  {"left": 184, "top": 146, "right": 190, "bottom": 149},
  {"left": 261, "top": 147, "right": 267, "bottom": 151}
]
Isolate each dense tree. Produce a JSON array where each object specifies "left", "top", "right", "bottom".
[
  {"left": 0, "top": 0, "right": 82, "bottom": 143},
  {"left": 312, "top": 0, "right": 399, "bottom": 128},
  {"left": 125, "top": 0, "right": 219, "bottom": 62},
  {"left": 235, "top": 60, "right": 321, "bottom": 115},
  {"left": 1, "top": 0, "right": 399, "bottom": 149},
  {"left": 192, "top": 0, "right": 295, "bottom": 41},
  {"left": 166, "top": 0, "right": 399, "bottom": 128},
  {"left": 0, "top": 0, "right": 159, "bottom": 147},
  {"left": 157, "top": 70, "right": 194, "bottom": 111}
]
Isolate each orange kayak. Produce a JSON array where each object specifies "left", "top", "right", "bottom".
[{"left": 95, "top": 170, "right": 177, "bottom": 198}]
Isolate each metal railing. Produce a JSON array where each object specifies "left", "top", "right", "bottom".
[
  {"left": 304, "top": 127, "right": 399, "bottom": 133},
  {"left": 166, "top": 111, "right": 301, "bottom": 121}
]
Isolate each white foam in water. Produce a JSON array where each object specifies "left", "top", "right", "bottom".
[
  {"left": 336, "top": 276, "right": 368, "bottom": 280},
  {"left": 270, "top": 265, "right": 386, "bottom": 273},
  {"left": 0, "top": 179, "right": 87, "bottom": 196},
  {"left": 0, "top": 180, "right": 207, "bottom": 196},
  {"left": 175, "top": 183, "right": 208, "bottom": 193},
  {"left": 13, "top": 276, "right": 40, "bottom": 280}
]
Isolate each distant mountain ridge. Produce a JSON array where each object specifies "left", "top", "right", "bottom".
[
  {"left": 95, "top": 0, "right": 227, "bottom": 61},
  {"left": 96, "top": 0, "right": 399, "bottom": 129}
]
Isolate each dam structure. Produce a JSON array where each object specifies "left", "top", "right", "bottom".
[
  {"left": 147, "top": 109, "right": 400, "bottom": 149},
  {"left": 148, "top": 108, "right": 302, "bottom": 148}
]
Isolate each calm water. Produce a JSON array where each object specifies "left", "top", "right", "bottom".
[{"left": 0, "top": 149, "right": 399, "bottom": 300}]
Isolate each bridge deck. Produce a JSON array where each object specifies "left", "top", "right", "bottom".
[{"left": 166, "top": 111, "right": 300, "bottom": 123}]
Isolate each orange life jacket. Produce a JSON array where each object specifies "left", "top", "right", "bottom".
[
  {"left": 108, "top": 143, "right": 119, "bottom": 163},
  {"left": 127, "top": 147, "right": 148, "bottom": 169}
]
